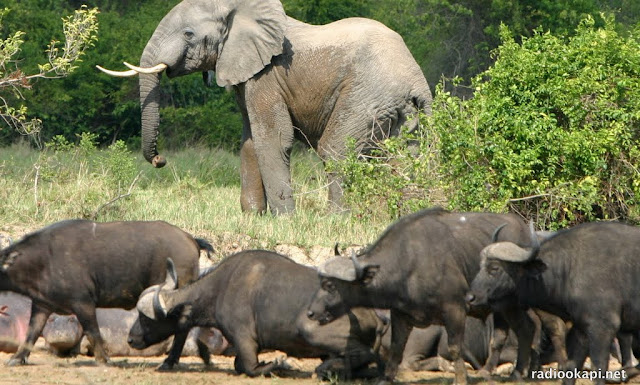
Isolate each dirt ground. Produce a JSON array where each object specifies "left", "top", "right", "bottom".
[{"left": 0, "top": 348, "right": 610, "bottom": 385}]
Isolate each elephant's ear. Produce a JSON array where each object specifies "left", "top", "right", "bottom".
[{"left": 216, "top": 0, "right": 287, "bottom": 87}]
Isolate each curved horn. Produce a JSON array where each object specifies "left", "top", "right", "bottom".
[
  {"left": 95, "top": 65, "right": 138, "bottom": 77},
  {"left": 481, "top": 222, "right": 541, "bottom": 263},
  {"left": 481, "top": 242, "right": 532, "bottom": 263},
  {"left": 152, "top": 287, "right": 167, "bottom": 319},
  {"left": 529, "top": 221, "right": 540, "bottom": 251},
  {"left": 491, "top": 223, "right": 508, "bottom": 242},
  {"left": 350, "top": 252, "right": 365, "bottom": 280},
  {"left": 123, "top": 62, "right": 167, "bottom": 74}
]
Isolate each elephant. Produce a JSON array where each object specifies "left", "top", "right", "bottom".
[{"left": 98, "top": 0, "right": 432, "bottom": 215}]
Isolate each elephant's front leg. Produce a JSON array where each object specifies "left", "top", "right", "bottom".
[
  {"left": 240, "top": 134, "right": 267, "bottom": 214},
  {"left": 248, "top": 100, "right": 295, "bottom": 215}
]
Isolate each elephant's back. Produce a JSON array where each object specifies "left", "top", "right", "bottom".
[
  {"left": 286, "top": 17, "right": 405, "bottom": 51},
  {"left": 285, "top": 17, "right": 423, "bottom": 81}
]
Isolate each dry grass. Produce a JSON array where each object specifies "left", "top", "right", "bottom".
[{"left": 0, "top": 143, "right": 387, "bottom": 258}]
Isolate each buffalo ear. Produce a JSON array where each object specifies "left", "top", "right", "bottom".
[
  {"left": 216, "top": 0, "right": 287, "bottom": 86},
  {"left": 361, "top": 265, "right": 380, "bottom": 285},
  {"left": 168, "top": 304, "right": 193, "bottom": 331},
  {"left": 524, "top": 259, "right": 547, "bottom": 278}
]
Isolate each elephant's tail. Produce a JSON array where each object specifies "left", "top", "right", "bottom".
[
  {"left": 405, "top": 82, "right": 433, "bottom": 133},
  {"left": 412, "top": 81, "right": 433, "bottom": 117}
]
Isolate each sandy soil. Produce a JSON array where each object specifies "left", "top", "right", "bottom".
[{"left": 0, "top": 349, "right": 608, "bottom": 385}]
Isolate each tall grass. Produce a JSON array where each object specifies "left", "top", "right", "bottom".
[{"left": 0, "top": 142, "right": 388, "bottom": 256}]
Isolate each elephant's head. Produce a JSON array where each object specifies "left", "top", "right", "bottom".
[{"left": 98, "top": 0, "right": 287, "bottom": 167}]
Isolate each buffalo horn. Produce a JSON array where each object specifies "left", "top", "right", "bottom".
[
  {"left": 481, "top": 242, "right": 532, "bottom": 263},
  {"left": 318, "top": 257, "right": 357, "bottom": 281},
  {"left": 350, "top": 252, "right": 365, "bottom": 281},
  {"left": 491, "top": 223, "right": 508, "bottom": 242},
  {"left": 152, "top": 287, "right": 168, "bottom": 319},
  {"left": 528, "top": 221, "right": 540, "bottom": 252}
]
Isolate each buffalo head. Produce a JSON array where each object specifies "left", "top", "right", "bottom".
[
  {"left": 128, "top": 258, "right": 192, "bottom": 349},
  {"left": 307, "top": 252, "right": 379, "bottom": 325},
  {"left": 466, "top": 222, "right": 546, "bottom": 308}
]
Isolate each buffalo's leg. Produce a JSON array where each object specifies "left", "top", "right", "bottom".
[
  {"left": 8, "top": 303, "right": 51, "bottom": 366},
  {"left": 377, "top": 310, "right": 412, "bottom": 385},
  {"left": 299, "top": 311, "right": 380, "bottom": 379},
  {"left": 196, "top": 338, "right": 211, "bottom": 366},
  {"left": 403, "top": 327, "right": 446, "bottom": 371},
  {"left": 479, "top": 313, "right": 509, "bottom": 377},
  {"left": 442, "top": 303, "right": 468, "bottom": 385},
  {"left": 537, "top": 309, "right": 568, "bottom": 367},
  {"left": 563, "top": 327, "right": 589, "bottom": 385},
  {"left": 618, "top": 332, "right": 640, "bottom": 380},
  {"left": 586, "top": 326, "right": 616, "bottom": 385},
  {"left": 74, "top": 307, "right": 108, "bottom": 364},
  {"left": 157, "top": 330, "right": 189, "bottom": 370},
  {"left": 406, "top": 356, "right": 455, "bottom": 372},
  {"left": 233, "top": 337, "right": 277, "bottom": 376},
  {"left": 503, "top": 308, "right": 535, "bottom": 379},
  {"left": 528, "top": 309, "right": 543, "bottom": 372}
]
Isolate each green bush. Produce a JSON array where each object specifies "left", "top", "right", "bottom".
[
  {"left": 327, "top": 126, "right": 444, "bottom": 222},
  {"left": 434, "top": 16, "right": 640, "bottom": 228},
  {"left": 335, "top": 15, "right": 640, "bottom": 228}
]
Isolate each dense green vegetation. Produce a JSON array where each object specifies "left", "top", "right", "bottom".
[
  {"left": 1, "top": 1, "right": 640, "bottom": 234},
  {"left": 335, "top": 16, "right": 640, "bottom": 228},
  {"left": 1, "top": 0, "right": 638, "bottom": 148}
]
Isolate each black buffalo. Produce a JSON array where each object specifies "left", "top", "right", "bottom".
[
  {"left": 128, "top": 250, "right": 386, "bottom": 379},
  {"left": 306, "top": 207, "right": 541, "bottom": 385},
  {"left": 0, "top": 219, "right": 212, "bottom": 368},
  {"left": 467, "top": 221, "right": 640, "bottom": 385}
]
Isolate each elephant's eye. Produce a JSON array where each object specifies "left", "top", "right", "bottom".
[{"left": 183, "top": 29, "right": 195, "bottom": 40}]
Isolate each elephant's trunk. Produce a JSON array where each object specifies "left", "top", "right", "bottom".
[{"left": 139, "top": 39, "right": 167, "bottom": 168}]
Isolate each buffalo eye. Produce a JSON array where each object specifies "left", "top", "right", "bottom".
[
  {"left": 322, "top": 280, "right": 337, "bottom": 293},
  {"left": 487, "top": 263, "right": 500, "bottom": 277}
]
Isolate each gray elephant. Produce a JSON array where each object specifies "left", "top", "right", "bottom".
[{"left": 99, "top": 0, "right": 432, "bottom": 215}]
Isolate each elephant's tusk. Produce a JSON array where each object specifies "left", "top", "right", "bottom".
[
  {"left": 96, "top": 65, "right": 138, "bottom": 77},
  {"left": 123, "top": 62, "right": 168, "bottom": 74}
]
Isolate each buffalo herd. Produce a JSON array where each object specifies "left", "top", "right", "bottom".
[{"left": 1, "top": 208, "right": 639, "bottom": 385}]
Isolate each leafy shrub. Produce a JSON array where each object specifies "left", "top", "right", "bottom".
[
  {"left": 101, "top": 140, "right": 137, "bottom": 191},
  {"left": 434, "top": 16, "right": 640, "bottom": 228},
  {"left": 327, "top": 125, "right": 444, "bottom": 222},
  {"left": 335, "top": 15, "right": 640, "bottom": 228}
]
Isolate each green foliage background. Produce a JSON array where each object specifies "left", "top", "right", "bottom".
[
  {"left": 1, "top": 0, "right": 640, "bottom": 230},
  {"left": 334, "top": 16, "right": 640, "bottom": 228},
  {"left": 1, "top": 0, "right": 638, "bottom": 148}
]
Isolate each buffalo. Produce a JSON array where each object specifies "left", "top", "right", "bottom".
[
  {"left": 128, "top": 250, "right": 387, "bottom": 379},
  {"left": 0, "top": 219, "right": 212, "bottom": 368},
  {"left": 466, "top": 221, "right": 640, "bottom": 385},
  {"left": 307, "top": 207, "right": 543, "bottom": 385}
]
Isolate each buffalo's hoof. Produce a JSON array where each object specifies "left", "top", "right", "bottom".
[
  {"left": 6, "top": 357, "right": 26, "bottom": 366},
  {"left": 156, "top": 361, "right": 176, "bottom": 371},
  {"left": 476, "top": 368, "right": 491, "bottom": 378},
  {"left": 623, "top": 366, "right": 639, "bottom": 381}
]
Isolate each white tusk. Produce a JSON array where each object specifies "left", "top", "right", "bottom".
[
  {"left": 96, "top": 65, "right": 138, "bottom": 77},
  {"left": 123, "top": 62, "right": 168, "bottom": 74}
]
